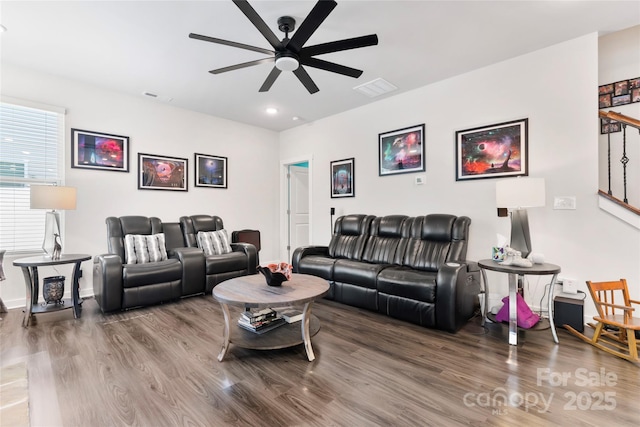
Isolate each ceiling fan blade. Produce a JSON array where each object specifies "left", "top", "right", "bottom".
[
  {"left": 209, "top": 57, "right": 275, "bottom": 74},
  {"left": 233, "top": 0, "right": 282, "bottom": 50},
  {"left": 259, "top": 67, "right": 282, "bottom": 92},
  {"left": 293, "top": 66, "right": 320, "bottom": 94},
  {"left": 301, "top": 34, "right": 378, "bottom": 56},
  {"left": 189, "top": 33, "right": 274, "bottom": 56},
  {"left": 300, "top": 57, "right": 362, "bottom": 78},
  {"left": 287, "top": 0, "right": 337, "bottom": 53}
]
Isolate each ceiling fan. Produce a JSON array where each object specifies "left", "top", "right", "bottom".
[{"left": 189, "top": 0, "right": 378, "bottom": 94}]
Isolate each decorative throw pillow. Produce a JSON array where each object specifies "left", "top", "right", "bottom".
[
  {"left": 124, "top": 233, "right": 168, "bottom": 264},
  {"left": 197, "top": 229, "right": 232, "bottom": 256}
]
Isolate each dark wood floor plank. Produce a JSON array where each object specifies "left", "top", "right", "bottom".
[{"left": 1, "top": 295, "right": 639, "bottom": 426}]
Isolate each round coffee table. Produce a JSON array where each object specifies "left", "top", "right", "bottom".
[{"left": 212, "top": 273, "right": 330, "bottom": 362}]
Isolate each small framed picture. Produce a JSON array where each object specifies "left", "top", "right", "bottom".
[
  {"left": 138, "top": 153, "right": 188, "bottom": 191},
  {"left": 455, "top": 118, "right": 528, "bottom": 181},
  {"left": 598, "top": 84, "right": 614, "bottom": 95},
  {"left": 601, "top": 119, "right": 621, "bottom": 134},
  {"left": 71, "top": 129, "right": 129, "bottom": 172},
  {"left": 195, "top": 153, "right": 227, "bottom": 188},
  {"left": 612, "top": 94, "right": 631, "bottom": 107},
  {"left": 614, "top": 80, "right": 629, "bottom": 96},
  {"left": 330, "top": 158, "right": 355, "bottom": 198},
  {"left": 599, "top": 94, "right": 612, "bottom": 109},
  {"left": 378, "top": 124, "right": 425, "bottom": 176},
  {"left": 629, "top": 77, "right": 640, "bottom": 89},
  {"left": 631, "top": 88, "right": 640, "bottom": 103}
]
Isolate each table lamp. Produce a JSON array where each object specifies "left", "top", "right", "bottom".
[
  {"left": 30, "top": 185, "right": 77, "bottom": 259},
  {"left": 495, "top": 177, "right": 545, "bottom": 258}
]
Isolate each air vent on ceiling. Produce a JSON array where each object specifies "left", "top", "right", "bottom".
[{"left": 353, "top": 78, "right": 397, "bottom": 98}]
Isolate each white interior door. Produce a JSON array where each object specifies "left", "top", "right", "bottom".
[{"left": 288, "top": 165, "right": 309, "bottom": 260}]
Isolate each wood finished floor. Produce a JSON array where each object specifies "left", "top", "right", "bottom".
[{"left": 0, "top": 295, "right": 638, "bottom": 427}]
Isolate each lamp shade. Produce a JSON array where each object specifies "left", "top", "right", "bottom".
[
  {"left": 30, "top": 185, "right": 77, "bottom": 210},
  {"left": 496, "top": 178, "right": 545, "bottom": 208}
]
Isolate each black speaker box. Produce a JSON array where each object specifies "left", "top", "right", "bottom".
[{"left": 554, "top": 295, "right": 584, "bottom": 333}]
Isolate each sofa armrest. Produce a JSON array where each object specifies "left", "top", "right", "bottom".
[
  {"left": 169, "top": 247, "right": 206, "bottom": 296},
  {"left": 231, "top": 242, "right": 257, "bottom": 274},
  {"left": 291, "top": 246, "right": 329, "bottom": 272},
  {"left": 435, "top": 262, "right": 481, "bottom": 332},
  {"left": 93, "top": 254, "right": 124, "bottom": 313}
]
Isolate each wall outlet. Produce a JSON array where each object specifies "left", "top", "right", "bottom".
[{"left": 562, "top": 278, "right": 578, "bottom": 294}]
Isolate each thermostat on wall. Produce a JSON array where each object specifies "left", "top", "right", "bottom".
[{"left": 415, "top": 175, "right": 426, "bottom": 185}]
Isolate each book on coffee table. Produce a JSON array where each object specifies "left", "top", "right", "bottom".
[
  {"left": 280, "top": 308, "right": 303, "bottom": 323},
  {"left": 237, "top": 316, "right": 286, "bottom": 334},
  {"left": 241, "top": 308, "right": 277, "bottom": 323}
]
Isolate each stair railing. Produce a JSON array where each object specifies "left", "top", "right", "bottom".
[{"left": 598, "top": 110, "right": 639, "bottom": 215}]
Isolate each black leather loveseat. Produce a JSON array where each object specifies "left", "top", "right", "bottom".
[
  {"left": 292, "top": 214, "right": 480, "bottom": 332},
  {"left": 93, "top": 215, "right": 256, "bottom": 312}
]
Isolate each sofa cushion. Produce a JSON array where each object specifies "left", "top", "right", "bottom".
[
  {"left": 297, "top": 255, "right": 336, "bottom": 280},
  {"left": 328, "top": 214, "right": 374, "bottom": 260},
  {"left": 377, "top": 267, "right": 437, "bottom": 303},
  {"left": 122, "top": 258, "right": 182, "bottom": 287},
  {"left": 204, "top": 251, "right": 247, "bottom": 274},
  {"left": 197, "top": 229, "right": 232, "bottom": 255},
  {"left": 333, "top": 259, "right": 388, "bottom": 289},
  {"left": 402, "top": 215, "right": 457, "bottom": 271},
  {"left": 362, "top": 215, "right": 409, "bottom": 264},
  {"left": 124, "top": 233, "right": 168, "bottom": 264}
]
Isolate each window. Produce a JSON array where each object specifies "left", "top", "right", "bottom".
[{"left": 0, "top": 99, "right": 65, "bottom": 253}]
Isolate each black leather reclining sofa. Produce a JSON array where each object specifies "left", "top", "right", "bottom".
[
  {"left": 93, "top": 215, "right": 256, "bottom": 312},
  {"left": 292, "top": 214, "right": 480, "bottom": 332}
]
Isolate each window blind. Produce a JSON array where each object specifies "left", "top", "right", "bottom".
[{"left": 0, "top": 101, "right": 64, "bottom": 253}]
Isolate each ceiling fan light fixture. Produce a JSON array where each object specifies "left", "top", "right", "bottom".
[{"left": 275, "top": 56, "right": 299, "bottom": 72}]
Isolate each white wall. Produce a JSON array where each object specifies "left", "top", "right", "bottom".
[
  {"left": 280, "top": 33, "right": 640, "bottom": 318},
  {"left": 598, "top": 25, "right": 640, "bottom": 206},
  {"left": 1, "top": 64, "right": 280, "bottom": 308}
]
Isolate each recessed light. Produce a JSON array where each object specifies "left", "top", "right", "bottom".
[
  {"left": 265, "top": 107, "right": 278, "bottom": 115},
  {"left": 292, "top": 116, "right": 299, "bottom": 121}
]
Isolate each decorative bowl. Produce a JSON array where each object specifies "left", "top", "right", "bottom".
[{"left": 257, "top": 266, "right": 288, "bottom": 287}]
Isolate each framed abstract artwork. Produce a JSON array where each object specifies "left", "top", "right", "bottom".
[
  {"left": 138, "top": 153, "right": 188, "bottom": 191},
  {"left": 330, "top": 157, "right": 354, "bottom": 198},
  {"left": 378, "top": 124, "right": 425, "bottom": 176},
  {"left": 71, "top": 129, "right": 129, "bottom": 172},
  {"left": 455, "top": 118, "right": 528, "bottom": 181},
  {"left": 195, "top": 153, "right": 227, "bottom": 188}
]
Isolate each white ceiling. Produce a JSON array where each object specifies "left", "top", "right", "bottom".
[{"left": 1, "top": 1, "right": 639, "bottom": 132}]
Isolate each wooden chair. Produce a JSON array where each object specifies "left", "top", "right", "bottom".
[{"left": 565, "top": 279, "right": 640, "bottom": 363}]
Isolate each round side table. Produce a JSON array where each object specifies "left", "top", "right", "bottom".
[{"left": 13, "top": 254, "right": 91, "bottom": 327}]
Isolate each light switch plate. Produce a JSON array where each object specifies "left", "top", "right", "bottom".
[{"left": 554, "top": 196, "right": 576, "bottom": 210}]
